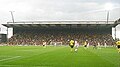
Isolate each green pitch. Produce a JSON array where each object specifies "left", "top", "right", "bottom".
[{"left": 0, "top": 46, "right": 119, "bottom": 67}]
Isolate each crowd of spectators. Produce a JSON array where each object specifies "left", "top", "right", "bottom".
[{"left": 8, "top": 28, "right": 115, "bottom": 46}]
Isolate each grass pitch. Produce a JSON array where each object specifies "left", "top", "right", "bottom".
[{"left": 0, "top": 46, "right": 119, "bottom": 67}]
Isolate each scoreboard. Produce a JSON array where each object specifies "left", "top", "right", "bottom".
[{"left": 0, "top": 34, "right": 7, "bottom": 43}]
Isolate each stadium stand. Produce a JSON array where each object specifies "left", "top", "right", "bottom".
[{"left": 2, "top": 20, "right": 120, "bottom": 46}]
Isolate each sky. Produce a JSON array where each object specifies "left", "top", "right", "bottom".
[{"left": 0, "top": 0, "right": 120, "bottom": 38}]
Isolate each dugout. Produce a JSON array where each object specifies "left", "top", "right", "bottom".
[{"left": 0, "top": 34, "right": 7, "bottom": 43}]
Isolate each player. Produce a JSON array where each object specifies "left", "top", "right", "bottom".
[
  {"left": 116, "top": 40, "right": 120, "bottom": 53},
  {"left": 84, "top": 40, "right": 87, "bottom": 49},
  {"left": 104, "top": 40, "right": 107, "bottom": 48},
  {"left": 74, "top": 40, "right": 79, "bottom": 52},
  {"left": 54, "top": 42, "right": 57, "bottom": 46},
  {"left": 87, "top": 42, "right": 89, "bottom": 48},
  {"left": 43, "top": 41, "right": 47, "bottom": 48},
  {"left": 69, "top": 39, "right": 75, "bottom": 52},
  {"left": 97, "top": 42, "right": 101, "bottom": 49},
  {"left": 93, "top": 44, "right": 97, "bottom": 49},
  {"left": 93, "top": 41, "right": 97, "bottom": 49}
]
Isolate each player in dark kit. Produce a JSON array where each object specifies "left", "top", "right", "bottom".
[
  {"left": 84, "top": 40, "right": 87, "bottom": 49},
  {"left": 93, "top": 44, "right": 97, "bottom": 49},
  {"left": 93, "top": 41, "right": 97, "bottom": 49}
]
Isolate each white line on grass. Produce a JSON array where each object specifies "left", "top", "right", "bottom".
[
  {"left": 0, "top": 56, "right": 21, "bottom": 62},
  {"left": 0, "top": 64, "right": 51, "bottom": 67}
]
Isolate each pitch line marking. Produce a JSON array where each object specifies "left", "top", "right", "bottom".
[{"left": 0, "top": 56, "right": 21, "bottom": 62}]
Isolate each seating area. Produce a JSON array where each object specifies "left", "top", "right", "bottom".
[{"left": 8, "top": 28, "right": 115, "bottom": 46}]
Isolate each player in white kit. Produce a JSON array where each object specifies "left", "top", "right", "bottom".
[
  {"left": 74, "top": 40, "right": 79, "bottom": 52},
  {"left": 43, "top": 41, "right": 47, "bottom": 48}
]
